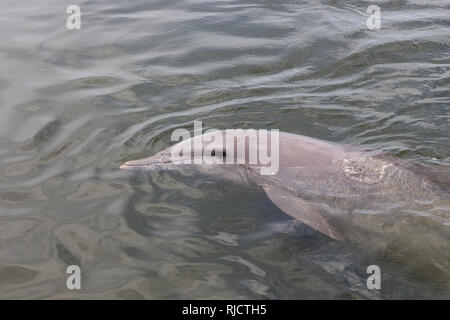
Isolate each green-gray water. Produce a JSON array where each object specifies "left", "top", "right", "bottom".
[{"left": 0, "top": 0, "right": 449, "bottom": 299}]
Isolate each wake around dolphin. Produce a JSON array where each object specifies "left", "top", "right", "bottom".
[{"left": 121, "top": 129, "right": 449, "bottom": 242}]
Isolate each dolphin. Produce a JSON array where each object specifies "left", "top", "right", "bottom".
[{"left": 120, "top": 130, "right": 450, "bottom": 243}]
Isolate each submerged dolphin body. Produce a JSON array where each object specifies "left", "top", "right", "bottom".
[{"left": 121, "top": 131, "right": 449, "bottom": 242}]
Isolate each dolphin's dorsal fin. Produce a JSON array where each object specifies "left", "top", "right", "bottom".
[{"left": 262, "top": 186, "right": 343, "bottom": 241}]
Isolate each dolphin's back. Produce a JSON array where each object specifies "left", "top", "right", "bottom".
[{"left": 276, "top": 132, "right": 351, "bottom": 168}]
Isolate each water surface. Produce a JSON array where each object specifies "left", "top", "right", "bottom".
[{"left": 0, "top": 0, "right": 449, "bottom": 299}]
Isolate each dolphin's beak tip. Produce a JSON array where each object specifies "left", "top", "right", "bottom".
[
  {"left": 120, "top": 159, "right": 150, "bottom": 170},
  {"left": 120, "top": 161, "right": 132, "bottom": 170}
]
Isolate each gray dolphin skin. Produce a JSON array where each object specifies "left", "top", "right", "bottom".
[{"left": 121, "top": 130, "right": 449, "bottom": 244}]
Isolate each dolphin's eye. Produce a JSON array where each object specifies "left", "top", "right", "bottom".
[{"left": 210, "top": 149, "right": 226, "bottom": 157}]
